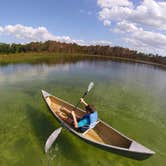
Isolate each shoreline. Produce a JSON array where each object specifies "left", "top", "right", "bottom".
[
  {"left": 87, "top": 54, "right": 166, "bottom": 69},
  {"left": 0, "top": 52, "right": 166, "bottom": 69}
]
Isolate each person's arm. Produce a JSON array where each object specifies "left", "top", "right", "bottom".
[
  {"left": 80, "top": 98, "right": 88, "bottom": 106},
  {"left": 71, "top": 111, "right": 78, "bottom": 128}
]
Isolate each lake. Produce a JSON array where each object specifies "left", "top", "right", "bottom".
[{"left": 0, "top": 57, "right": 165, "bottom": 166}]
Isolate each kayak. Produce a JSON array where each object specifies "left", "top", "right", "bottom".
[{"left": 41, "top": 90, "right": 155, "bottom": 160}]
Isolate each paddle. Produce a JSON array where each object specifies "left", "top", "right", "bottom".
[
  {"left": 45, "top": 127, "right": 62, "bottom": 153},
  {"left": 45, "top": 82, "right": 94, "bottom": 153},
  {"left": 75, "top": 82, "right": 94, "bottom": 108}
]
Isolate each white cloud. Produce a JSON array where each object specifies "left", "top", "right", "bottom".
[
  {"left": 114, "top": 20, "right": 141, "bottom": 33},
  {"left": 0, "top": 24, "right": 74, "bottom": 43},
  {"left": 97, "top": 0, "right": 166, "bottom": 56},
  {"left": 76, "top": 39, "right": 112, "bottom": 46},
  {"left": 114, "top": 21, "right": 166, "bottom": 55},
  {"left": 97, "top": 0, "right": 133, "bottom": 8},
  {"left": 117, "top": 23, "right": 166, "bottom": 55},
  {"left": 125, "top": 37, "right": 166, "bottom": 56},
  {"left": 0, "top": 24, "right": 112, "bottom": 46},
  {"left": 103, "top": 20, "right": 111, "bottom": 26},
  {"left": 99, "top": 7, "right": 132, "bottom": 21},
  {"left": 0, "top": 26, "right": 4, "bottom": 33},
  {"left": 98, "top": 0, "right": 166, "bottom": 29},
  {"left": 129, "top": 29, "right": 166, "bottom": 49},
  {"left": 89, "top": 40, "right": 112, "bottom": 45}
]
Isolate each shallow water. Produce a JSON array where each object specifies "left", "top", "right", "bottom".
[{"left": 0, "top": 59, "right": 166, "bottom": 166}]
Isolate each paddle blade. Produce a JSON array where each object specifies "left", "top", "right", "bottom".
[
  {"left": 45, "top": 127, "right": 62, "bottom": 153},
  {"left": 87, "top": 82, "right": 94, "bottom": 92}
]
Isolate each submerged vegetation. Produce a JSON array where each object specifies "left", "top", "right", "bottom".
[{"left": 0, "top": 41, "right": 166, "bottom": 66}]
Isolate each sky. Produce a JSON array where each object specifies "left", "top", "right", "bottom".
[{"left": 0, "top": 0, "right": 166, "bottom": 56}]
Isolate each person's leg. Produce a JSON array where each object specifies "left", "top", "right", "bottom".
[
  {"left": 58, "top": 112, "right": 73, "bottom": 124},
  {"left": 58, "top": 112, "right": 68, "bottom": 119},
  {"left": 58, "top": 108, "right": 80, "bottom": 127},
  {"left": 60, "top": 107, "right": 71, "bottom": 114},
  {"left": 61, "top": 107, "right": 81, "bottom": 119}
]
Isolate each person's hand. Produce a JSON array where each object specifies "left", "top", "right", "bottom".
[
  {"left": 71, "top": 111, "right": 75, "bottom": 116},
  {"left": 80, "top": 98, "right": 84, "bottom": 103}
]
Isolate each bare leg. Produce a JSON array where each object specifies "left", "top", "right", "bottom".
[
  {"left": 57, "top": 107, "right": 80, "bottom": 127},
  {"left": 60, "top": 107, "right": 71, "bottom": 114},
  {"left": 60, "top": 107, "right": 81, "bottom": 119},
  {"left": 58, "top": 112, "right": 73, "bottom": 124}
]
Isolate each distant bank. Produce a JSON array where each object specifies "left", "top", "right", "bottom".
[
  {"left": 0, "top": 52, "right": 166, "bottom": 69},
  {"left": 0, "top": 41, "right": 166, "bottom": 68}
]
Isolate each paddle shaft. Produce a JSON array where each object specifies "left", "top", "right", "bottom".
[{"left": 75, "top": 82, "right": 94, "bottom": 108}]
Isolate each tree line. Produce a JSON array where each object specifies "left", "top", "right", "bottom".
[{"left": 0, "top": 41, "right": 165, "bottom": 66}]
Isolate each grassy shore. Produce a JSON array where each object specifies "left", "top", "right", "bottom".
[
  {"left": 0, "top": 52, "right": 166, "bottom": 69},
  {"left": 0, "top": 52, "right": 66, "bottom": 64}
]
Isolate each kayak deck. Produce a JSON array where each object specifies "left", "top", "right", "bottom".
[{"left": 83, "top": 121, "right": 131, "bottom": 148}]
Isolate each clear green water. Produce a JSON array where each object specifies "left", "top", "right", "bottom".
[{"left": 0, "top": 59, "right": 166, "bottom": 166}]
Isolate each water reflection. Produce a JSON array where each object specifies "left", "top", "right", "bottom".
[
  {"left": 0, "top": 58, "right": 166, "bottom": 165},
  {"left": 0, "top": 59, "right": 165, "bottom": 95},
  {"left": 0, "top": 63, "right": 71, "bottom": 83}
]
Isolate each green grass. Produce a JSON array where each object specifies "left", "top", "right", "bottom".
[{"left": 0, "top": 52, "right": 81, "bottom": 64}]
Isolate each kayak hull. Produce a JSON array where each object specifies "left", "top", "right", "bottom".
[{"left": 41, "top": 90, "right": 155, "bottom": 160}]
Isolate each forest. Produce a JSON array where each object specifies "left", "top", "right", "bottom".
[{"left": 0, "top": 41, "right": 165, "bottom": 66}]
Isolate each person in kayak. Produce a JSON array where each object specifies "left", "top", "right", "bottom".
[
  {"left": 71, "top": 98, "right": 98, "bottom": 129},
  {"left": 58, "top": 98, "right": 98, "bottom": 129}
]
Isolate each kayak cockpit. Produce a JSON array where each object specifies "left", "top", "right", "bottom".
[
  {"left": 82, "top": 121, "right": 132, "bottom": 149},
  {"left": 45, "top": 95, "right": 87, "bottom": 129},
  {"left": 82, "top": 122, "right": 155, "bottom": 154},
  {"left": 45, "top": 94, "right": 132, "bottom": 149}
]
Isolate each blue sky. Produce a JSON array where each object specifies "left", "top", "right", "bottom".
[
  {"left": 0, "top": 0, "right": 108, "bottom": 41},
  {"left": 0, "top": 0, "right": 166, "bottom": 56}
]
